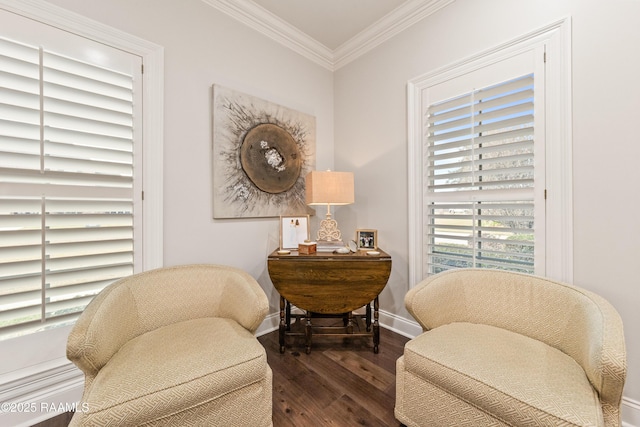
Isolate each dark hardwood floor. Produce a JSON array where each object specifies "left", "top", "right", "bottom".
[
  {"left": 260, "top": 318, "right": 410, "bottom": 426},
  {"left": 34, "top": 320, "right": 410, "bottom": 426},
  {"left": 32, "top": 411, "right": 74, "bottom": 427}
]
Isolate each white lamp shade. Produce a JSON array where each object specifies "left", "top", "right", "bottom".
[{"left": 305, "top": 171, "right": 354, "bottom": 206}]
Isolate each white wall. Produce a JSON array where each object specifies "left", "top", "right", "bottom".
[
  {"left": 20, "top": 0, "right": 640, "bottom": 423},
  {"left": 333, "top": 0, "right": 640, "bottom": 418},
  {"left": 46, "top": 0, "right": 335, "bottom": 313}
]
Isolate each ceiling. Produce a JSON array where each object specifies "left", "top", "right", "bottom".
[
  {"left": 250, "top": 0, "right": 408, "bottom": 50},
  {"left": 203, "top": 0, "right": 453, "bottom": 70}
]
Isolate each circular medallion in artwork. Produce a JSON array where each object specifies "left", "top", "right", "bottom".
[{"left": 240, "top": 123, "right": 302, "bottom": 194}]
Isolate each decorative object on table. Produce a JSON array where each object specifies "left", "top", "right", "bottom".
[
  {"left": 305, "top": 170, "right": 354, "bottom": 251},
  {"left": 316, "top": 240, "right": 348, "bottom": 253},
  {"left": 212, "top": 84, "right": 316, "bottom": 218},
  {"left": 280, "top": 215, "right": 310, "bottom": 250},
  {"left": 356, "top": 229, "right": 377, "bottom": 250},
  {"left": 298, "top": 241, "right": 317, "bottom": 254}
]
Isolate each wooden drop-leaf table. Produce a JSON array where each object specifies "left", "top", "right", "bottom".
[{"left": 267, "top": 248, "right": 392, "bottom": 353}]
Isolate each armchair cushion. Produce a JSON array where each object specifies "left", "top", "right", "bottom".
[
  {"left": 403, "top": 322, "right": 603, "bottom": 426},
  {"left": 77, "top": 318, "right": 269, "bottom": 425}
]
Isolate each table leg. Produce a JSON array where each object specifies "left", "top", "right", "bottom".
[
  {"left": 279, "top": 296, "right": 286, "bottom": 353},
  {"left": 285, "top": 300, "right": 291, "bottom": 331},
  {"left": 347, "top": 311, "right": 354, "bottom": 334},
  {"left": 366, "top": 303, "right": 372, "bottom": 332},
  {"left": 305, "top": 311, "right": 312, "bottom": 354},
  {"left": 373, "top": 296, "right": 380, "bottom": 354}
]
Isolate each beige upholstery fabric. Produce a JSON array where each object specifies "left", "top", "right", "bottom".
[
  {"left": 395, "top": 269, "right": 626, "bottom": 427},
  {"left": 67, "top": 264, "right": 272, "bottom": 426}
]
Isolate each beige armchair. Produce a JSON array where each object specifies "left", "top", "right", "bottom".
[
  {"left": 67, "top": 264, "right": 272, "bottom": 426},
  {"left": 395, "top": 269, "right": 626, "bottom": 427}
]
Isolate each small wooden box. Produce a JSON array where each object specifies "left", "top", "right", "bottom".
[{"left": 298, "top": 241, "right": 317, "bottom": 254}]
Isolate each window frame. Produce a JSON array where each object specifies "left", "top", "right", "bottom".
[
  {"left": 0, "top": 1, "right": 163, "bottom": 423},
  {"left": 407, "top": 18, "right": 572, "bottom": 287}
]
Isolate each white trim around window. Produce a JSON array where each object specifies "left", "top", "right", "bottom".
[{"left": 407, "top": 18, "right": 572, "bottom": 287}]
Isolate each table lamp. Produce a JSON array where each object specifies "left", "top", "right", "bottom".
[{"left": 305, "top": 170, "right": 354, "bottom": 246}]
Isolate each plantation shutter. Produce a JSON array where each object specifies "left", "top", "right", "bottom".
[
  {"left": 425, "top": 74, "right": 536, "bottom": 274},
  {"left": 0, "top": 36, "right": 136, "bottom": 339}
]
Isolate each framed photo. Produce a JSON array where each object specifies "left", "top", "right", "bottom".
[
  {"left": 356, "top": 229, "right": 377, "bottom": 250},
  {"left": 280, "top": 216, "right": 310, "bottom": 250}
]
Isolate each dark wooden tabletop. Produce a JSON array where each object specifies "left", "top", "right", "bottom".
[
  {"left": 267, "top": 248, "right": 392, "bottom": 314},
  {"left": 268, "top": 248, "right": 391, "bottom": 260}
]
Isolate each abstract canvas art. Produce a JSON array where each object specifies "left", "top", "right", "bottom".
[{"left": 212, "top": 85, "right": 316, "bottom": 218}]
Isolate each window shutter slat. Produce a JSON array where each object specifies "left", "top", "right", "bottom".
[
  {"left": 428, "top": 93, "right": 532, "bottom": 133},
  {"left": 0, "top": 133, "right": 40, "bottom": 158},
  {"left": 45, "top": 155, "right": 133, "bottom": 177},
  {"left": 427, "top": 93, "right": 470, "bottom": 118},
  {"left": 0, "top": 119, "right": 40, "bottom": 141},
  {"left": 474, "top": 88, "right": 534, "bottom": 113},
  {"left": 0, "top": 90, "right": 40, "bottom": 120},
  {"left": 44, "top": 81, "right": 133, "bottom": 114},
  {"left": 0, "top": 304, "right": 41, "bottom": 325},
  {"left": 0, "top": 151, "right": 41, "bottom": 171},
  {"left": 429, "top": 128, "right": 533, "bottom": 156},
  {"left": 45, "top": 264, "right": 133, "bottom": 289},
  {"left": 44, "top": 95, "right": 133, "bottom": 127},
  {"left": 45, "top": 296, "right": 93, "bottom": 321},
  {"left": 45, "top": 140, "right": 133, "bottom": 166},
  {"left": 44, "top": 51, "right": 133, "bottom": 89},
  {"left": 0, "top": 37, "right": 39, "bottom": 65},
  {"left": 44, "top": 112, "right": 132, "bottom": 139},
  {"left": 477, "top": 76, "right": 534, "bottom": 102},
  {"left": 0, "top": 172, "right": 134, "bottom": 192}
]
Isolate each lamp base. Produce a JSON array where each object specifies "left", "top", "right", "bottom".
[
  {"left": 315, "top": 216, "right": 347, "bottom": 252},
  {"left": 316, "top": 239, "right": 346, "bottom": 252},
  {"left": 316, "top": 217, "right": 342, "bottom": 241}
]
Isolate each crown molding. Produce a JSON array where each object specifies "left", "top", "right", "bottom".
[
  {"left": 334, "top": 0, "right": 454, "bottom": 69},
  {"left": 201, "top": 0, "right": 334, "bottom": 70},
  {"left": 202, "top": 0, "right": 454, "bottom": 71}
]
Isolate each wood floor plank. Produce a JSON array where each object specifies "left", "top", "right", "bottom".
[
  {"left": 323, "top": 394, "right": 390, "bottom": 427},
  {"left": 296, "top": 349, "right": 400, "bottom": 425},
  {"left": 323, "top": 349, "right": 396, "bottom": 391}
]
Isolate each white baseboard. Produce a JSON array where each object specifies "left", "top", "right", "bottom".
[
  {"left": 256, "top": 311, "right": 280, "bottom": 336},
  {"left": 623, "top": 397, "right": 640, "bottom": 427},
  {"left": 0, "top": 358, "right": 83, "bottom": 427},
  {"left": 378, "top": 308, "right": 423, "bottom": 338},
  {"left": 256, "top": 308, "right": 423, "bottom": 340}
]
